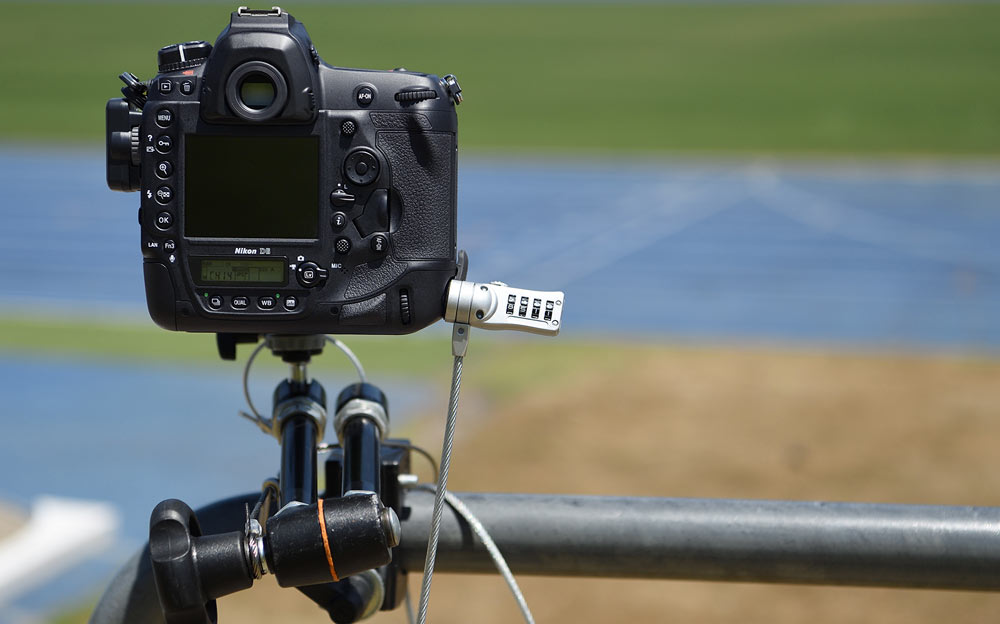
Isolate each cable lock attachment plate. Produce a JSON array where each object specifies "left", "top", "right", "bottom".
[{"left": 445, "top": 280, "right": 564, "bottom": 336}]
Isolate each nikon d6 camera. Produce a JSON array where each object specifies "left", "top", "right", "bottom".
[{"left": 106, "top": 7, "right": 462, "bottom": 334}]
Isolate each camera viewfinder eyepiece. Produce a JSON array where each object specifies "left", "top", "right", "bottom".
[{"left": 226, "top": 61, "right": 288, "bottom": 121}]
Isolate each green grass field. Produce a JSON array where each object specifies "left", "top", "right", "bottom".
[
  {"left": 0, "top": 315, "right": 620, "bottom": 397},
  {"left": 1, "top": 2, "right": 998, "bottom": 155}
]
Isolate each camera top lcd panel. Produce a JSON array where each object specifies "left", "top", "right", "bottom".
[{"left": 106, "top": 7, "right": 462, "bottom": 335}]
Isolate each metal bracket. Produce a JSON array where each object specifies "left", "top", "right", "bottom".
[{"left": 452, "top": 323, "right": 470, "bottom": 358}]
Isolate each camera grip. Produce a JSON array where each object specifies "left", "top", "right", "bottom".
[{"left": 376, "top": 131, "right": 455, "bottom": 261}]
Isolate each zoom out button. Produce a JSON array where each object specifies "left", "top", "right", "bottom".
[{"left": 155, "top": 185, "right": 173, "bottom": 204}]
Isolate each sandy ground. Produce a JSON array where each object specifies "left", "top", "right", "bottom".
[
  {"left": 213, "top": 344, "right": 1000, "bottom": 623},
  {"left": 0, "top": 503, "right": 24, "bottom": 541}
]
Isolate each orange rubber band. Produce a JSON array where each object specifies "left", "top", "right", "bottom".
[{"left": 317, "top": 499, "right": 339, "bottom": 581}]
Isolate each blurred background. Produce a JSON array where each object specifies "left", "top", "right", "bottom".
[{"left": 1, "top": 1, "right": 999, "bottom": 622}]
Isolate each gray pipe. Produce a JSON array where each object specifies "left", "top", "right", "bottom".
[
  {"left": 92, "top": 491, "right": 1000, "bottom": 622},
  {"left": 397, "top": 490, "right": 1000, "bottom": 591}
]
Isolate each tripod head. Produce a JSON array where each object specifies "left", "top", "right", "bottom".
[
  {"left": 150, "top": 331, "right": 404, "bottom": 623},
  {"left": 216, "top": 332, "right": 325, "bottom": 363}
]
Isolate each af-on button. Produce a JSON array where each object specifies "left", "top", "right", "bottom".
[
  {"left": 356, "top": 86, "right": 374, "bottom": 107},
  {"left": 370, "top": 234, "right": 388, "bottom": 254}
]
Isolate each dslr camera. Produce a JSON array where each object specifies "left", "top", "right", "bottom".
[{"left": 106, "top": 6, "right": 462, "bottom": 335}]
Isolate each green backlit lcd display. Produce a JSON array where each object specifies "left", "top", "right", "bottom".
[{"left": 199, "top": 258, "right": 285, "bottom": 284}]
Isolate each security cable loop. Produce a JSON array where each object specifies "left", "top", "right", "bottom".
[
  {"left": 238, "top": 335, "right": 367, "bottom": 436},
  {"left": 415, "top": 322, "right": 469, "bottom": 623}
]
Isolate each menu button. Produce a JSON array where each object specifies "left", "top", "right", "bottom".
[{"left": 155, "top": 108, "right": 173, "bottom": 127}]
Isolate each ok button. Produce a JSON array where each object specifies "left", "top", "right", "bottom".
[{"left": 155, "top": 211, "right": 174, "bottom": 230}]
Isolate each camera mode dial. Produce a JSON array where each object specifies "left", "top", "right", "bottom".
[{"left": 157, "top": 41, "right": 213, "bottom": 73}]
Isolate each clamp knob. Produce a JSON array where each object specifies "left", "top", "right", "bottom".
[{"left": 149, "top": 499, "right": 253, "bottom": 624}]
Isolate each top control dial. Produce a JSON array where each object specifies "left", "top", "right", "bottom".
[{"left": 157, "top": 41, "right": 213, "bottom": 73}]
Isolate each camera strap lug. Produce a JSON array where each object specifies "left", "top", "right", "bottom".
[
  {"left": 443, "top": 74, "right": 463, "bottom": 105},
  {"left": 118, "top": 72, "right": 148, "bottom": 109}
]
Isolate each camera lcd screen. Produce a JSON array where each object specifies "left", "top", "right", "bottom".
[
  {"left": 184, "top": 135, "right": 319, "bottom": 239},
  {"left": 195, "top": 257, "right": 286, "bottom": 284}
]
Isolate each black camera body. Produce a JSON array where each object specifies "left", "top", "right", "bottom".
[{"left": 107, "top": 7, "right": 461, "bottom": 334}]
